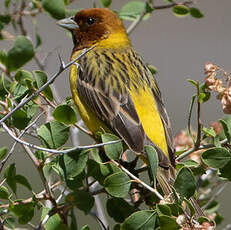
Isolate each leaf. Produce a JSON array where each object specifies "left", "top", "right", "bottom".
[
  {"left": 199, "top": 83, "right": 210, "bottom": 103},
  {"left": 53, "top": 104, "right": 77, "bottom": 125},
  {"left": 219, "top": 118, "right": 231, "bottom": 141},
  {"left": 33, "top": 70, "right": 53, "bottom": 101},
  {"left": 147, "top": 64, "right": 158, "bottom": 75},
  {"left": 81, "top": 225, "right": 90, "bottom": 230},
  {"left": 99, "top": 0, "right": 112, "bottom": 7},
  {"left": 71, "top": 190, "right": 94, "bottom": 214},
  {"left": 107, "top": 198, "right": 137, "bottom": 223},
  {"left": 219, "top": 160, "right": 231, "bottom": 180},
  {"left": 121, "top": 210, "right": 156, "bottom": 230},
  {"left": 35, "top": 32, "right": 42, "bottom": 48},
  {"left": 201, "top": 147, "right": 231, "bottom": 168},
  {"left": 42, "top": 0, "right": 66, "bottom": 19},
  {"left": 15, "top": 174, "right": 32, "bottom": 190},
  {"left": 190, "top": 8, "right": 204, "bottom": 18},
  {"left": 104, "top": 172, "right": 131, "bottom": 198},
  {"left": 145, "top": 145, "right": 158, "bottom": 183},
  {"left": 174, "top": 167, "right": 196, "bottom": 199},
  {"left": 0, "top": 186, "right": 10, "bottom": 199},
  {"left": 4, "top": 163, "right": 17, "bottom": 193},
  {"left": 159, "top": 215, "right": 181, "bottom": 230},
  {"left": 12, "top": 109, "right": 31, "bottom": 130},
  {"left": 59, "top": 150, "right": 88, "bottom": 179},
  {"left": 173, "top": 5, "right": 189, "bottom": 17},
  {"left": 14, "top": 70, "right": 33, "bottom": 87},
  {"left": 41, "top": 207, "right": 70, "bottom": 230},
  {"left": 119, "top": 1, "right": 145, "bottom": 21},
  {"left": 10, "top": 202, "right": 35, "bottom": 224},
  {"left": 101, "top": 133, "right": 122, "bottom": 160},
  {"left": 187, "top": 79, "right": 198, "bottom": 87},
  {"left": 37, "top": 121, "right": 69, "bottom": 148},
  {"left": 202, "top": 127, "right": 216, "bottom": 137},
  {"left": 156, "top": 204, "right": 172, "bottom": 216},
  {"left": 6, "top": 36, "right": 34, "bottom": 71},
  {"left": 0, "top": 146, "right": 8, "bottom": 160}
]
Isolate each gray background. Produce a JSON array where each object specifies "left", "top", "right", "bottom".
[{"left": 0, "top": 0, "right": 231, "bottom": 229}]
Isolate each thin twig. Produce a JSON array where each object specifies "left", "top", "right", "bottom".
[
  {"left": 0, "top": 112, "right": 44, "bottom": 173},
  {"left": 195, "top": 83, "right": 202, "bottom": 148},
  {"left": 111, "top": 159, "right": 164, "bottom": 200},
  {"left": 2, "top": 122, "right": 121, "bottom": 154},
  {"left": 0, "top": 46, "right": 96, "bottom": 125}
]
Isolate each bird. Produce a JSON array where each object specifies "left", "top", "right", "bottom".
[{"left": 57, "top": 8, "right": 203, "bottom": 217}]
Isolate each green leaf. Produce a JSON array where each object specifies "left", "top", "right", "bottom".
[
  {"left": 119, "top": 1, "right": 145, "bottom": 21},
  {"left": 199, "top": 83, "right": 210, "bottom": 103},
  {"left": 145, "top": 145, "right": 158, "bottom": 183},
  {"left": 42, "top": 0, "right": 66, "bottom": 19},
  {"left": 219, "top": 160, "right": 231, "bottom": 180},
  {"left": 6, "top": 36, "right": 34, "bottom": 71},
  {"left": 173, "top": 5, "right": 189, "bottom": 17},
  {"left": 159, "top": 215, "right": 181, "bottom": 230},
  {"left": 59, "top": 150, "right": 88, "bottom": 179},
  {"left": 33, "top": 70, "right": 53, "bottom": 101},
  {"left": 53, "top": 104, "right": 77, "bottom": 125},
  {"left": 219, "top": 118, "right": 231, "bottom": 141},
  {"left": 107, "top": 198, "right": 137, "bottom": 223},
  {"left": 0, "top": 50, "right": 8, "bottom": 66},
  {"left": 174, "top": 167, "right": 196, "bottom": 199},
  {"left": 121, "top": 210, "right": 156, "bottom": 230},
  {"left": 187, "top": 79, "right": 198, "bottom": 87},
  {"left": 0, "top": 147, "right": 8, "bottom": 160},
  {"left": 101, "top": 133, "right": 122, "bottom": 160},
  {"left": 15, "top": 174, "right": 32, "bottom": 190},
  {"left": 205, "top": 200, "right": 219, "bottom": 214},
  {"left": 156, "top": 204, "right": 172, "bottom": 216},
  {"left": 190, "top": 8, "right": 203, "bottom": 18},
  {"left": 4, "top": 163, "right": 17, "bottom": 193},
  {"left": 10, "top": 202, "right": 35, "bottom": 224},
  {"left": 41, "top": 207, "right": 70, "bottom": 230},
  {"left": 81, "top": 225, "right": 90, "bottom": 230},
  {"left": 88, "top": 160, "right": 121, "bottom": 185},
  {"left": 37, "top": 121, "right": 69, "bottom": 148},
  {"left": 99, "top": 0, "right": 112, "bottom": 7},
  {"left": 12, "top": 83, "right": 28, "bottom": 101},
  {"left": 202, "top": 127, "right": 216, "bottom": 137},
  {"left": 201, "top": 147, "right": 231, "bottom": 168},
  {"left": 12, "top": 109, "right": 31, "bottom": 130},
  {"left": 104, "top": 172, "right": 131, "bottom": 198},
  {"left": 14, "top": 70, "right": 33, "bottom": 86},
  {"left": 0, "top": 186, "right": 10, "bottom": 199},
  {"left": 147, "top": 64, "right": 158, "bottom": 75},
  {"left": 35, "top": 32, "right": 42, "bottom": 48},
  {"left": 71, "top": 190, "right": 94, "bottom": 214}
]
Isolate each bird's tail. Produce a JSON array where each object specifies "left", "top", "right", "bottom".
[{"left": 156, "top": 166, "right": 205, "bottom": 219}]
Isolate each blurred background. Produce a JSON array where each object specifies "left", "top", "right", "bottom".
[{"left": 0, "top": 0, "right": 231, "bottom": 229}]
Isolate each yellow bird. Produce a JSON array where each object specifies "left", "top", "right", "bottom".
[{"left": 58, "top": 7, "right": 175, "bottom": 194}]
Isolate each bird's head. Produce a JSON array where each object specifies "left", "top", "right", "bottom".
[{"left": 57, "top": 8, "right": 131, "bottom": 51}]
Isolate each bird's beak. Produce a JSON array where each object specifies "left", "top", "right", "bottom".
[{"left": 57, "top": 17, "right": 78, "bottom": 30}]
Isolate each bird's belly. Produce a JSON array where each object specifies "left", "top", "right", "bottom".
[
  {"left": 129, "top": 86, "right": 168, "bottom": 155},
  {"left": 70, "top": 60, "right": 110, "bottom": 138}
]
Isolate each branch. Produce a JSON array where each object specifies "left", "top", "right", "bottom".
[
  {"left": 111, "top": 159, "right": 164, "bottom": 200},
  {"left": 2, "top": 122, "right": 121, "bottom": 154},
  {"left": 0, "top": 46, "right": 96, "bottom": 125}
]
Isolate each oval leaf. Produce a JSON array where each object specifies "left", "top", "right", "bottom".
[
  {"left": 201, "top": 147, "right": 231, "bottom": 168},
  {"left": 174, "top": 167, "right": 196, "bottom": 199},
  {"left": 102, "top": 133, "right": 122, "bottom": 160},
  {"left": 42, "top": 0, "right": 66, "bottom": 19},
  {"left": 159, "top": 215, "right": 181, "bottom": 230},
  {"left": 7, "top": 36, "right": 34, "bottom": 71},
  {"left": 173, "top": 5, "right": 189, "bottom": 17},
  {"left": 121, "top": 210, "right": 156, "bottom": 230},
  {"left": 53, "top": 104, "right": 77, "bottom": 125},
  {"left": 190, "top": 8, "right": 204, "bottom": 18},
  {"left": 104, "top": 172, "right": 131, "bottom": 198},
  {"left": 37, "top": 121, "right": 69, "bottom": 148}
]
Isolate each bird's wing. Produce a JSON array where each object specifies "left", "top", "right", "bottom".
[{"left": 76, "top": 66, "right": 145, "bottom": 153}]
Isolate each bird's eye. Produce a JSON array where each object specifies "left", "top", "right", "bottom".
[{"left": 86, "top": 17, "right": 95, "bottom": 25}]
